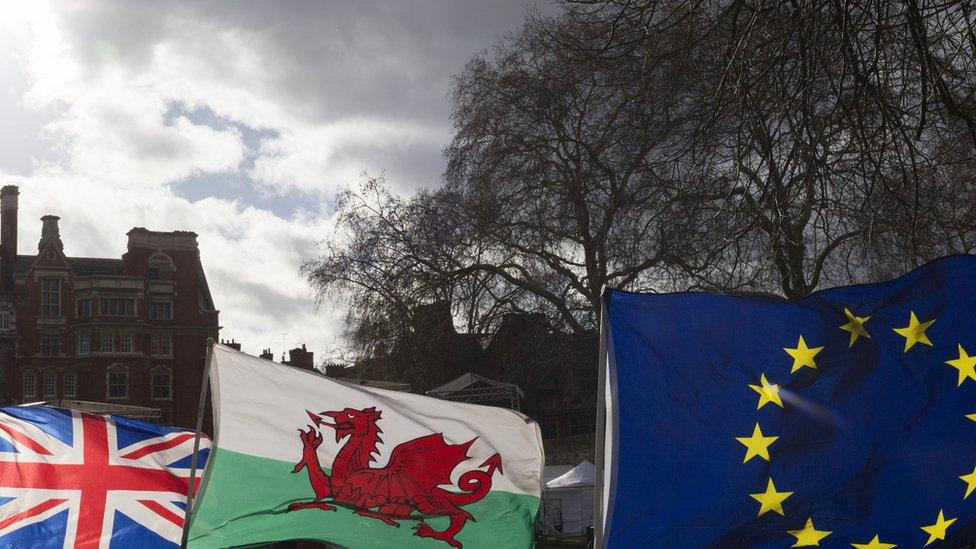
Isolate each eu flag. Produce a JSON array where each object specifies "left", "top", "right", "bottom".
[{"left": 600, "top": 255, "right": 976, "bottom": 547}]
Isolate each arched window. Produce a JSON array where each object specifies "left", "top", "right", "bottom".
[
  {"left": 107, "top": 364, "right": 128, "bottom": 399},
  {"left": 42, "top": 370, "right": 57, "bottom": 399},
  {"left": 148, "top": 254, "right": 174, "bottom": 281},
  {"left": 150, "top": 366, "right": 172, "bottom": 400},
  {"left": 22, "top": 370, "right": 36, "bottom": 400}
]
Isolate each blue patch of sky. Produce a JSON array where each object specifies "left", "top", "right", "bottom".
[{"left": 163, "top": 102, "right": 334, "bottom": 219}]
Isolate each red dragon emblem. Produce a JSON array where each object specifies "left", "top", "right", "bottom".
[{"left": 288, "top": 406, "right": 503, "bottom": 548}]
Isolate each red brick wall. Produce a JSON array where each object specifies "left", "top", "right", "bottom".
[{"left": 3, "top": 233, "right": 219, "bottom": 431}]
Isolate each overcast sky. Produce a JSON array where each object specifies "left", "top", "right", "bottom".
[{"left": 0, "top": 0, "right": 553, "bottom": 362}]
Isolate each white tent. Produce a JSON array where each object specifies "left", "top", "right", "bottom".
[{"left": 540, "top": 460, "right": 595, "bottom": 535}]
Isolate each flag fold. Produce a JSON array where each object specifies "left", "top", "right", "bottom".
[{"left": 187, "top": 345, "right": 544, "bottom": 549}]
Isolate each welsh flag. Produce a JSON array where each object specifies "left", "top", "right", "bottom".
[{"left": 185, "top": 344, "right": 545, "bottom": 548}]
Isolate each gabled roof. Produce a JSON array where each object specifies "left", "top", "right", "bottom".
[{"left": 428, "top": 372, "right": 525, "bottom": 397}]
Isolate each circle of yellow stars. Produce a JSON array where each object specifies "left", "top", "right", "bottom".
[{"left": 734, "top": 307, "right": 974, "bottom": 547}]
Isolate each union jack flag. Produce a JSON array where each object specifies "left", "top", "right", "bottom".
[{"left": 0, "top": 406, "right": 209, "bottom": 548}]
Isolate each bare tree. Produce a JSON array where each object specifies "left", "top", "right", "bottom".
[{"left": 304, "top": 2, "right": 976, "bottom": 365}]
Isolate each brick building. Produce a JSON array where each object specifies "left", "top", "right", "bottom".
[
  {"left": 345, "top": 301, "right": 599, "bottom": 465},
  {"left": 0, "top": 185, "right": 219, "bottom": 428}
]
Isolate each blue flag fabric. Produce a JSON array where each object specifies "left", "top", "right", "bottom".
[{"left": 602, "top": 255, "right": 976, "bottom": 548}]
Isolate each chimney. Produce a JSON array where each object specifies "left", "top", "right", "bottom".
[
  {"left": 1, "top": 186, "right": 18, "bottom": 286},
  {"left": 38, "top": 215, "right": 62, "bottom": 252},
  {"left": 288, "top": 344, "right": 314, "bottom": 370},
  {"left": 220, "top": 338, "right": 241, "bottom": 351},
  {"left": 259, "top": 348, "right": 274, "bottom": 361}
]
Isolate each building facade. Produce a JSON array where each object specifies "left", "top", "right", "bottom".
[{"left": 0, "top": 185, "right": 219, "bottom": 428}]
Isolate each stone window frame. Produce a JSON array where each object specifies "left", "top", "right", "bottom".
[
  {"left": 99, "top": 297, "right": 136, "bottom": 317},
  {"left": 40, "top": 333, "right": 61, "bottom": 357},
  {"left": 150, "top": 334, "right": 173, "bottom": 357},
  {"left": 100, "top": 330, "right": 114, "bottom": 353},
  {"left": 63, "top": 369, "right": 77, "bottom": 398},
  {"left": 150, "top": 365, "right": 172, "bottom": 401},
  {"left": 42, "top": 369, "right": 57, "bottom": 399},
  {"left": 118, "top": 331, "right": 134, "bottom": 353},
  {"left": 148, "top": 253, "right": 175, "bottom": 282},
  {"left": 41, "top": 278, "right": 61, "bottom": 318},
  {"left": 76, "top": 298, "right": 92, "bottom": 318},
  {"left": 77, "top": 330, "right": 91, "bottom": 356},
  {"left": 106, "top": 364, "right": 128, "bottom": 400},
  {"left": 22, "top": 369, "right": 37, "bottom": 400},
  {"left": 149, "top": 301, "right": 173, "bottom": 321}
]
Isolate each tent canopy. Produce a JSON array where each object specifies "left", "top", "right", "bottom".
[
  {"left": 543, "top": 465, "right": 574, "bottom": 486},
  {"left": 427, "top": 372, "right": 525, "bottom": 397},
  {"left": 546, "top": 460, "right": 595, "bottom": 489}
]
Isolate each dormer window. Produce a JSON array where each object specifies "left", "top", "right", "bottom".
[
  {"left": 148, "top": 255, "right": 173, "bottom": 281},
  {"left": 0, "top": 310, "right": 10, "bottom": 331}
]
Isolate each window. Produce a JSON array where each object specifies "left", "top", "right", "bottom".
[
  {"left": 41, "top": 334, "right": 60, "bottom": 357},
  {"left": 150, "top": 335, "right": 172, "bottom": 357},
  {"left": 149, "top": 301, "right": 172, "bottom": 320},
  {"left": 100, "top": 332, "right": 114, "bottom": 353},
  {"left": 0, "top": 310, "right": 10, "bottom": 331},
  {"left": 148, "top": 256, "right": 173, "bottom": 281},
  {"left": 23, "top": 371, "right": 36, "bottom": 399},
  {"left": 76, "top": 298, "right": 92, "bottom": 318},
  {"left": 99, "top": 298, "right": 135, "bottom": 317},
  {"left": 42, "top": 370, "right": 56, "bottom": 398},
  {"left": 118, "top": 331, "right": 133, "bottom": 353},
  {"left": 63, "top": 370, "right": 76, "bottom": 398},
  {"left": 77, "top": 331, "right": 91, "bottom": 355},
  {"left": 151, "top": 368, "right": 172, "bottom": 400},
  {"left": 107, "top": 366, "right": 128, "bottom": 399},
  {"left": 41, "top": 278, "right": 60, "bottom": 317}
]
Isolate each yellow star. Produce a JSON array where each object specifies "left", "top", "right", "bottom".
[
  {"left": 749, "top": 478, "right": 792, "bottom": 516},
  {"left": 735, "top": 422, "right": 778, "bottom": 463},
  {"left": 787, "top": 517, "right": 832, "bottom": 547},
  {"left": 851, "top": 534, "right": 896, "bottom": 549},
  {"left": 749, "top": 373, "right": 783, "bottom": 409},
  {"left": 921, "top": 509, "right": 956, "bottom": 547},
  {"left": 839, "top": 308, "right": 871, "bottom": 347},
  {"left": 784, "top": 336, "right": 823, "bottom": 373},
  {"left": 960, "top": 464, "right": 976, "bottom": 498},
  {"left": 892, "top": 311, "right": 935, "bottom": 352},
  {"left": 946, "top": 344, "right": 976, "bottom": 386},
  {"left": 968, "top": 413, "right": 976, "bottom": 422}
]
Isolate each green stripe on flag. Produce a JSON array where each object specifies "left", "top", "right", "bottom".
[{"left": 188, "top": 449, "right": 540, "bottom": 549}]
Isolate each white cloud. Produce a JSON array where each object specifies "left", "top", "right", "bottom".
[
  {"left": 0, "top": 0, "right": 550, "bottom": 360},
  {"left": 4, "top": 173, "right": 339, "bottom": 359},
  {"left": 249, "top": 118, "right": 448, "bottom": 194},
  {"left": 1, "top": 1, "right": 338, "bottom": 357}
]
